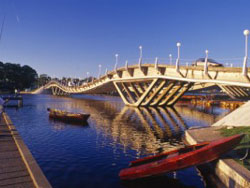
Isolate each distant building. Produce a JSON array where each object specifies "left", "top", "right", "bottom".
[{"left": 192, "top": 58, "right": 223, "bottom": 67}]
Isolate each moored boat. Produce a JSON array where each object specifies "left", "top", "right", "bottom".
[
  {"left": 119, "top": 134, "right": 244, "bottom": 180},
  {"left": 47, "top": 108, "right": 90, "bottom": 123}
]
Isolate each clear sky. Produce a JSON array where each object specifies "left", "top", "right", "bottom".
[{"left": 0, "top": 0, "right": 250, "bottom": 78}]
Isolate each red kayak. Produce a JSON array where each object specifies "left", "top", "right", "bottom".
[{"left": 119, "top": 134, "right": 244, "bottom": 180}]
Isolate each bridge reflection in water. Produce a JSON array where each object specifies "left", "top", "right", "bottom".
[{"left": 48, "top": 96, "right": 226, "bottom": 157}]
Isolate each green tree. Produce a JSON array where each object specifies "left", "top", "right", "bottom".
[{"left": 0, "top": 61, "right": 38, "bottom": 92}]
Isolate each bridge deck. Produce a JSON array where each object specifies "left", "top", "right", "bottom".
[
  {"left": 0, "top": 113, "right": 51, "bottom": 188},
  {"left": 40, "top": 63, "right": 250, "bottom": 106}
]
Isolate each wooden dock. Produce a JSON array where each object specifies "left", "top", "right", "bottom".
[{"left": 0, "top": 112, "right": 52, "bottom": 188}]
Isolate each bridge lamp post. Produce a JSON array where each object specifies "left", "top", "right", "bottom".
[
  {"left": 176, "top": 42, "right": 181, "bottom": 72},
  {"left": 98, "top": 64, "right": 102, "bottom": 78},
  {"left": 86, "top": 72, "right": 89, "bottom": 82},
  {"left": 114, "top": 54, "right": 119, "bottom": 71},
  {"left": 242, "top": 29, "right": 249, "bottom": 76},
  {"left": 139, "top": 45, "right": 143, "bottom": 59},
  {"left": 125, "top": 60, "right": 128, "bottom": 71},
  {"left": 78, "top": 77, "right": 81, "bottom": 86},
  {"left": 154, "top": 57, "right": 159, "bottom": 70},
  {"left": 138, "top": 45, "right": 142, "bottom": 69},
  {"left": 169, "top": 54, "right": 172, "bottom": 65},
  {"left": 204, "top": 50, "right": 209, "bottom": 75}
]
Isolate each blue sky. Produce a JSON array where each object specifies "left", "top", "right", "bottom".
[{"left": 0, "top": 0, "right": 250, "bottom": 78}]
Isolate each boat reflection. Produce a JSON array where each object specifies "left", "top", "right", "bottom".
[
  {"left": 49, "top": 118, "right": 89, "bottom": 129},
  {"left": 120, "top": 174, "right": 202, "bottom": 188},
  {"left": 48, "top": 108, "right": 90, "bottom": 130}
]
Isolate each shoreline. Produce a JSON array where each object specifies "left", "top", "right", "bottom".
[{"left": 185, "top": 126, "right": 250, "bottom": 187}]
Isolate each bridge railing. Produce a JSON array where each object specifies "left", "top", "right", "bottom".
[{"left": 110, "top": 58, "right": 245, "bottom": 73}]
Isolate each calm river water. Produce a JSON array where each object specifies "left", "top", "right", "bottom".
[{"left": 5, "top": 94, "right": 230, "bottom": 188}]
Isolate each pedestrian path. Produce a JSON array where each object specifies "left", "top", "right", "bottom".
[{"left": 0, "top": 113, "right": 51, "bottom": 188}]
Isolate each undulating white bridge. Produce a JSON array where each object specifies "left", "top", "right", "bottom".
[{"left": 33, "top": 63, "right": 250, "bottom": 106}]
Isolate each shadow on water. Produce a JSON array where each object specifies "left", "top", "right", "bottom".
[
  {"left": 120, "top": 175, "right": 198, "bottom": 188},
  {"left": 48, "top": 118, "right": 89, "bottom": 129}
]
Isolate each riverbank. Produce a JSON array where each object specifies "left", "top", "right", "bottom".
[
  {"left": 185, "top": 126, "right": 250, "bottom": 187},
  {"left": 0, "top": 112, "right": 51, "bottom": 187}
]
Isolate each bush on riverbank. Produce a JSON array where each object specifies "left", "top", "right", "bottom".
[{"left": 220, "top": 127, "right": 250, "bottom": 170}]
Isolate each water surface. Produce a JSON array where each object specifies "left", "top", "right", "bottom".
[{"left": 5, "top": 94, "right": 230, "bottom": 188}]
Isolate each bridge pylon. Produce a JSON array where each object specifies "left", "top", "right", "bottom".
[{"left": 113, "top": 79, "right": 194, "bottom": 107}]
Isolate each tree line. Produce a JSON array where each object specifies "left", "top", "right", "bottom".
[{"left": 0, "top": 61, "right": 38, "bottom": 92}]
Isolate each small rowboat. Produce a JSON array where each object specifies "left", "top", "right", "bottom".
[
  {"left": 119, "top": 134, "right": 244, "bottom": 180},
  {"left": 47, "top": 108, "right": 90, "bottom": 123}
]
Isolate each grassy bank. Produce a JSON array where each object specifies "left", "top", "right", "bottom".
[{"left": 220, "top": 127, "right": 250, "bottom": 170}]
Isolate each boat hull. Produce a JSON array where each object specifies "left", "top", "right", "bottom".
[
  {"left": 49, "top": 113, "right": 90, "bottom": 122},
  {"left": 48, "top": 108, "right": 90, "bottom": 123},
  {"left": 119, "top": 134, "right": 244, "bottom": 180}
]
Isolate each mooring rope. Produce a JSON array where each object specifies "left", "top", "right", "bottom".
[{"left": 240, "top": 134, "right": 249, "bottom": 161}]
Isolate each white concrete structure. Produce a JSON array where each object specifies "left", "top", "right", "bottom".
[
  {"left": 213, "top": 100, "right": 250, "bottom": 127},
  {"left": 40, "top": 63, "right": 250, "bottom": 106}
]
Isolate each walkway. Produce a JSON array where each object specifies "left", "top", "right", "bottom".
[{"left": 0, "top": 112, "right": 51, "bottom": 188}]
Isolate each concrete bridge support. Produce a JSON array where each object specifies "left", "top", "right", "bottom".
[
  {"left": 219, "top": 85, "right": 250, "bottom": 99},
  {"left": 51, "top": 87, "right": 56, "bottom": 95},
  {"left": 51, "top": 87, "right": 69, "bottom": 96},
  {"left": 113, "top": 79, "right": 193, "bottom": 107}
]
